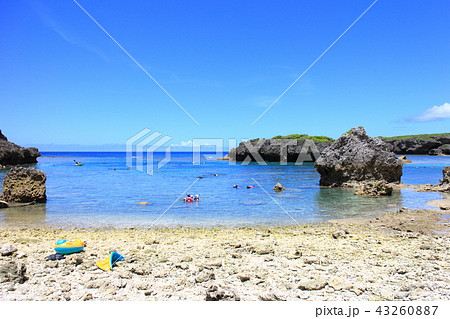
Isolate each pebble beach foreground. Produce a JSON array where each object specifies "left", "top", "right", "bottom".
[{"left": 0, "top": 209, "right": 449, "bottom": 301}]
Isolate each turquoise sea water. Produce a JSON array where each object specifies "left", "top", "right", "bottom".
[{"left": 0, "top": 153, "right": 449, "bottom": 228}]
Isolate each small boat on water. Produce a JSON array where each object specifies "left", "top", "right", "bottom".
[{"left": 74, "top": 160, "right": 83, "bottom": 166}]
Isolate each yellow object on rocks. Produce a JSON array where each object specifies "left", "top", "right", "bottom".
[{"left": 96, "top": 251, "right": 125, "bottom": 272}]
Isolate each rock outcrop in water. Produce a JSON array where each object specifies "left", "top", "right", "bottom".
[
  {"left": 382, "top": 134, "right": 450, "bottom": 155},
  {"left": 1, "top": 167, "right": 47, "bottom": 203},
  {"left": 229, "top": 138, "right": 333, "bottom": 163},
  {"left": 314, "top": 127, "right": 403, "bottom": 187},
  {"left": 273, "top": 183, "right": 286, "bottom": 192},
  {"left": 441, "top": 166, "right": 450, "bottom": 186},
  {"left": 404, "top": 166, "right": 450, "bottom": 193},
  {"left": 354, "top": 181, "right": 393, "bottom": 197},
  {"left": 398, "top": 155, "right": 412, "bottom": 164},
  {"left": 0, "top": 130, "right": 41, "bottom": 166}
]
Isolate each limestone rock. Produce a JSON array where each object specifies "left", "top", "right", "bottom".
[
  {"left": 427, "top": 199, "right": 450, "bottom": 210},
  {"left": 81, "top": 293, "right": 93, "bottom": 301},
  {"left": 0, "top": 130, "right": 7, "bottom": 141},
  {"left": 65, "top": 255, "right": 83, "bottom": 265},
  {"left": 441, "top": 166, "right": 450, "bottom": 185},
  {"left": 428, "top": 144, "right": 450, "bottom": 156},
  {"left": 205, "top": 284, "right": 239, "bottom": 301},
  {"left": 180, "top": 256, "right": 193, "bottom": 263},
  {"left": 354, "top": 181, "right": 393, "bottom": 197},
  {"left": 273, "top": 183, "right": 286, "bottom": 192},
  {"left": 203, "top": 259, "right": 223, "bottom": 269},
  {"left": 328, "top": 278, "right": 353, "bottom": 291},
  {"left": 255, "top": 245, "right": 274, "bottom": 255},
  {"left": 398, "top": 155, "right": 412, "bottom": 164},
  {"left": 0, "top": 244, "right": 18, "bottom": 256},
  {"left": 130, "top": 264, "right": 151, "bottom": 276},
  {"left": 237, "top": 273, "right": 250, "bottom": 282},
  {"left": 1, "top": 167, "right": 47, "bottom": 203},
  {"left": 332, "top": 230, "right": 347, "bottom": 239},
  {"left": 382, "top": 134, "right": 450, "bottom": 155},
  {"left": 228, "top": 138, "right": 333, "bottom": 163},
  {"left": 0, "top": 261, "right": 27, "bottom": 284},
  {"left": 315, "top": 127, "right": 403, "bottom": 187},
  {"left": 298, "top": 278, "right": 328, "bottom": 291},
  {"left": 0, "top": 130, "right": 41, "bottom": 165},
  {"left": 258, "top": 292, "right": 285, "bottom": 301},
  {"left": 195, "top": 270, "right": 215, "bottom": 283}
]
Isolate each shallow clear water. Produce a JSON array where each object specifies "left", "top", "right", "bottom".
[{"left": 0, "top": 153, "right": 449, "bottom": 228}]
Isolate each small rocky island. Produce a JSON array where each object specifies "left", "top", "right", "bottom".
[
  {"left": 0, "top": 130, "right": 41, "bottom": 168},
  {"left": 228, "top": 135, "right": 334, "bottom": 163}
]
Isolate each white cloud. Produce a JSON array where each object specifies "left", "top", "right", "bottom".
[
  {"left": 170, "top": 140, "right": 193, "bottom": 147},
  {"left": 180, "top": 140, "right": 193, "bottom": 147},
  {"left": 410, "top": 102, "right": 450, "bottom": 122}
]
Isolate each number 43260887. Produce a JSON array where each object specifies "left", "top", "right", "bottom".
[{"left": 375, "top": 306, "right": 438, "bottom": 316}]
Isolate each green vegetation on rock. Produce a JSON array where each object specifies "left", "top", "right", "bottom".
[
  {"left": 272, "top": 134, "right": 334, "bottom": 143},
  {"left": 380, "top": 133, "right": 450, "bottom": 141}
]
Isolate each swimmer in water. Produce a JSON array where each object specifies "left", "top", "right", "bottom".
[{"left": 233, "top": 185, "right": 239, "bottom": 189}]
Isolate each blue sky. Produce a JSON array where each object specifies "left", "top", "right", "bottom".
[{"left": 1, "top": 0, "right": 449, "bottom": 150}]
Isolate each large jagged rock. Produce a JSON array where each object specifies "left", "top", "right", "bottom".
[
  {"left": 314, "top": 127, "right": 403, "bottom": 187},
  {"left": 0, "top": 130, "right": 41, "bottom": 166},
  {"left": 1, "top": 167, "right": 47, "bottom": 203}
]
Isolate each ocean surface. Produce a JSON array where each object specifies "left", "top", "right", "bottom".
[{"left": 1, "top": 152, "right": 449, "bottom": 228}]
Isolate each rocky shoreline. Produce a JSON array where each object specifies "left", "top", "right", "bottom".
[
  {"left": 382, "top": 134, "right": 450, "bottom": 156},
  {"left": 1, "top": 208, "right": 449, "bottom": 301},
  {"left": 0, "top": 130, "right": 40, "bottom": 168},
  {"left": 225, "top": 132, "right": 450, "bottom": 164}
]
